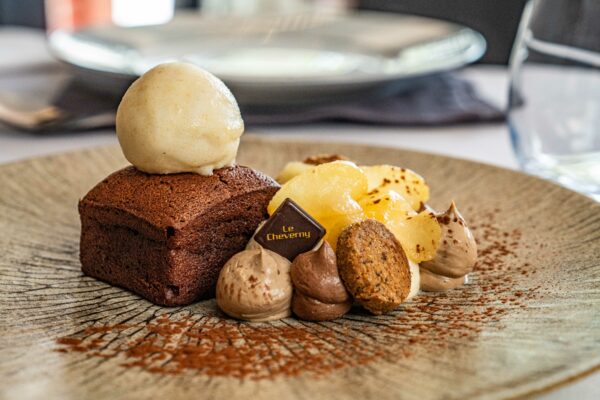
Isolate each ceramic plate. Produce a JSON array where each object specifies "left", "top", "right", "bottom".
[
  {"left": 48, "top": 11, "right": 485, "bottom": 105},
  {"left": 1, "top": 136, "right": 599, "bottom": 400}
]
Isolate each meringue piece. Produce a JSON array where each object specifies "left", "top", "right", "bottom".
[
  {"left": 116, "top": 62, "right": 244, "bottom": 175},
  {"left": 216, "top": 248, "right": 292, "bottom": 322}
]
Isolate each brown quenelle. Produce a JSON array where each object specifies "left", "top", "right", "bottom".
[
  {"left": 290, "top": 241, "right": 351, "bottom": 321},
  {"left": 419, "top": 268, "right": 466, "bottom": 292},
  {"left": 420, "top": 202, "right": 477, "bottom": 291},
  {"left": 336, "top": 219, "right": 411, "bottom": 315},
  {"left": 292, "top": 293, "right": 351, "bottom": 321},
  {"left": 79, "top": 165, "right": 279, "bottom": 306}
]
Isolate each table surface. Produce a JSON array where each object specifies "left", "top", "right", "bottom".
[{"left": 0, "top": 27, "right": 598, "bottom": 400}]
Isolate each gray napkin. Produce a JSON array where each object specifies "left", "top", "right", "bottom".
[
  {"left": 0, "top": 71, "right": 503, "bottom": 132},
  {"left": 241, "top": 74, "right": 504, "bottom": 126}
]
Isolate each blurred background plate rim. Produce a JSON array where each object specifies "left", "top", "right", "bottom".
[{"left": 46, "top": 11, "right": 486, "bottom": 91}]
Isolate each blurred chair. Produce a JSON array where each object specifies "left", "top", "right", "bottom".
[
  {"left": 0, "top": 0, "right": 46, "bottom": 28},
  {"left": 358, "top": 0, "right": 528, "bottom": 64},
  {"left": 1, "top": 0, "right": 526, "bottom": 64}
]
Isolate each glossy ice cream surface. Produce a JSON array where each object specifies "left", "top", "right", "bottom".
[{"left": 116, "top": 62, "right": 244, "bottom": 175}]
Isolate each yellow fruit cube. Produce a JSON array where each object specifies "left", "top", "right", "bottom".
[
  {"left": 387, "top": 210, "right": 441, "bottom": 263},
  {"left": 360, "top": 165, "right": 429, "bottom": 210},
  {"left": 359, "top": 188, "right": 414, "bottom": 221},
  {"left": 268, "top": 161, "right": 369, "bottom": 246},
  {"left": 268, "top": 161, "right": 367, "bottom": 217},
  {"left": 276, "top": 161, "right": 313, "bottom": 184},
  {"left": 319, "top": 212, "right": 366, "bottom": 250},
  {"left": 269, "top": 160, "right": 440, "bottom": 260}
]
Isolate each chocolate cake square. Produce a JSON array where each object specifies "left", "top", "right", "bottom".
[{"left": 79, "top": 165, "right": 279, "bottom": 306}]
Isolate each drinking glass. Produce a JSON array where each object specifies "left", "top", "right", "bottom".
[{"left": 508, "top": 0, "right": 600, "bottom": 201}]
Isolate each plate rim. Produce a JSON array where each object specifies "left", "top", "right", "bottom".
[{"left": 1, "top": 135, "right": 598, "bottom": 208}]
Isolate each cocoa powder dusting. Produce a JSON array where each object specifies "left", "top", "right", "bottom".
[{"left": 56, "top": 208, "right": 541, "bottom": 379}]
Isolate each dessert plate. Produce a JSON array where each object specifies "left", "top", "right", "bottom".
[
  {"left": 48, "top": 11, "right": 485, "bottom": 105},
  {"left": 1, "top": 136, "right": 599, "bottom": 400}
]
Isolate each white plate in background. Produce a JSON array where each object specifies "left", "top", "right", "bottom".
[{"left": 48, "top": 11, "right": 486, "bottom": 105}]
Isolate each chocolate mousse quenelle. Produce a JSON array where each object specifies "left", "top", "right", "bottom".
[
  {"left": 216, "top": 248, "right": 293, "bottom": 322},
  {"left": 290, "top": 242, "right": 352, "bottom": 321},
  {"left": 420, "top": 202, "right": 478, "bottom": 291},
  {"left": 216, "top": 198, "right": 334, "bottom": 322}
]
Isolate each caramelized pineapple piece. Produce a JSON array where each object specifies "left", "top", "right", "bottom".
[
  {"left": 277, "top": 154, "right": 350, "bottom": 184},
  {"left": 269, "top": 161, "right": 367, "bottom": 217},
  {"left": 358, "top": 186, "right": 440, "bottom": 262},
  {"left": 270, "top": 160, "right": 440, "bottom": 259},
  {"left": 387, "top": 210, "right": 441, "bottom": 263},
  {"left": 276, "top": 161, "right": 314, "bottom": 184},
  {"left": 318, "top": 212, "right": 366, "bottom": 250},
  {"left": 268, "top": 161, "right": 369, "bottom": 246},
  {"left": 359, "top": 188, "right": 414, "bottom": 221},
  {"left": 361, "top": 165, "right": 429, "bottom": 210}
]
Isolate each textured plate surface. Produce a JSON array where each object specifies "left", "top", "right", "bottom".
[{"left": 0, "top": 136, "right": 599, "bottom": 400}]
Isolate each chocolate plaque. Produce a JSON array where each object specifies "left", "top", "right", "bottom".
[{"left": 254, "top": 198, "right": 326, "bottom": 261}]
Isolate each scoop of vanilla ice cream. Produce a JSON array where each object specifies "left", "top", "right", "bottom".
[{"left": 116, "top": 62, "right": 244, "bottom": 175}]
